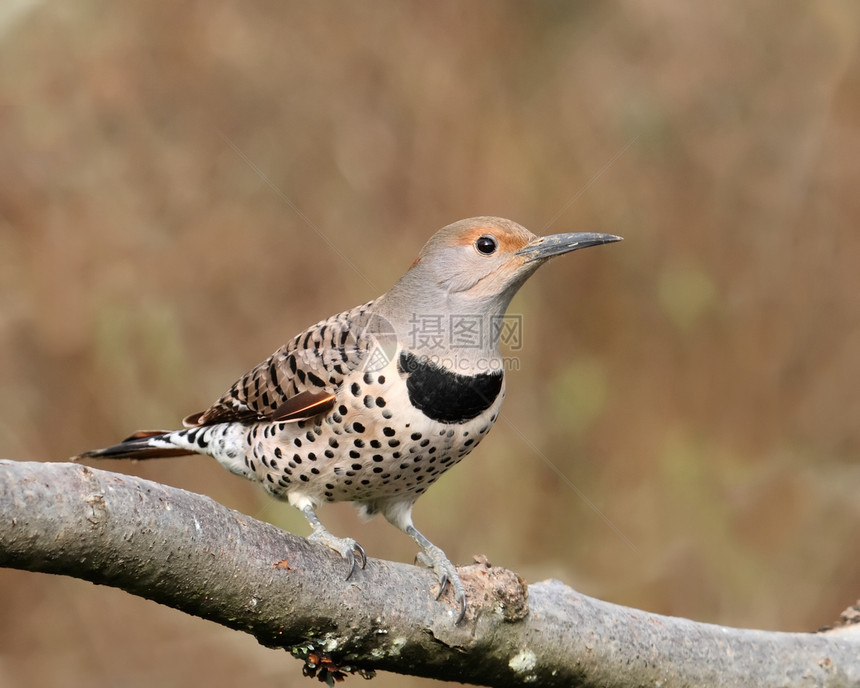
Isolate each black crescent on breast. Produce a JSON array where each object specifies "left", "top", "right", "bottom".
[{"left": 398, "top": 351, "right": 503, "bottom": 424}]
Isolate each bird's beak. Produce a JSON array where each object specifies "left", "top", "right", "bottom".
[{"left": 516, "top": 232, "right": 623, "bottom": 262}]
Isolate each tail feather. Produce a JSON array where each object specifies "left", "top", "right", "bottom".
[
  {"left": 121, "top": 430, "right": 171, "bottom": 442},
  {"left": 72, "top": 432, "right": 195, "bottom": 461}
]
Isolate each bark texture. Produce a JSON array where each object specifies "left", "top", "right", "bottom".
[{"left": 1, "top": 459, "right": 857, "bottom": 687}]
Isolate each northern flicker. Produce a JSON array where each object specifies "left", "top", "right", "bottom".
[{"left": 75, "top": 217, "right": 621, "bottom": 621}]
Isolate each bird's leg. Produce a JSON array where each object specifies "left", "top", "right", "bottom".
[
  {"left": 374, "top": 499, "right": 466, "bottom": 621},
  {"left": 300, "top": 505, "right": 366, "bottom": 579},
  {"left": 405, "top": 524, "right": 467, "bottom": 623}
]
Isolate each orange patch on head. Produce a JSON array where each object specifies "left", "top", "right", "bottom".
[{"left": 449, "top": 226, "right": 533, "bottom": 253}]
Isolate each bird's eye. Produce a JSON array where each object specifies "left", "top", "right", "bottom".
[{"left": 475, "top": 235, "right": 498, "bottom": 255}]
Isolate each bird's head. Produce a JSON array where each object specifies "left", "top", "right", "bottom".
[
  {"left": 406, "top": 216, "right": 620, "bottom": 310},
  {"left": 376, "top": 217, "right": 621, "bottom": 361}
]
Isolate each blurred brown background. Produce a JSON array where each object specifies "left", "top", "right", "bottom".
[{"left": 1, "top": 1, "right": 859, "bottom": 686}]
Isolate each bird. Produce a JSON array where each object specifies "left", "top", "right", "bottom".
[{"left": 74, "top": 216, "right": 621, "bottom": 622}]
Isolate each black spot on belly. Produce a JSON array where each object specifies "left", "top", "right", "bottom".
[{"left": 398, "top": 351, "right": 503, "bottom": 424}]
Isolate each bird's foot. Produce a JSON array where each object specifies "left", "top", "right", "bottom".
[
  {"left": 307, "top": 529, "right": 367, "bottom": 579},
  {"left": 415, "top": 543, "right": 467, "bottom": 623}
]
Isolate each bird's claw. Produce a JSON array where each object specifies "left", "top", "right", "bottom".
[
  {"left": 308, "top": 530, "right": 367, "bottom": 580},
  {"left": 455, "top": 592, "right": 467, "bottom": 624},
  {"left": 345, "top": 541, "right": 367, "bottom": 580},
  {"left": 443, "top": 578, "right": 467, "bottom": 624},
  {"left": 415, "top": 547, "right": 467, "bottom": 623},
  {"left": 435, "top": 572, "right": 449, "bottom": 600}
]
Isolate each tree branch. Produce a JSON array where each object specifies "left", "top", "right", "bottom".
[{"left": 1, "top": 459, "right": 857, "bottom": 687}]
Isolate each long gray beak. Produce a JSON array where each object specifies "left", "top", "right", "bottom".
[{"left": 516, "top": 232, "right": 623, "bottom": 262}]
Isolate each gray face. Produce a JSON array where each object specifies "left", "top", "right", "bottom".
[{"left": 374, "top": 217, "right": 622, "bottom": 365}]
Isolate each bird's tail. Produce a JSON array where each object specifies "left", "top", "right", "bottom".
[{"left": 71, "top": 430, "right": 195, "bottom": 461}]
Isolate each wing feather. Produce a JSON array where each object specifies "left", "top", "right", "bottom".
[{"left": 184, "top": 302, "right": 381, "bottom": 427}]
